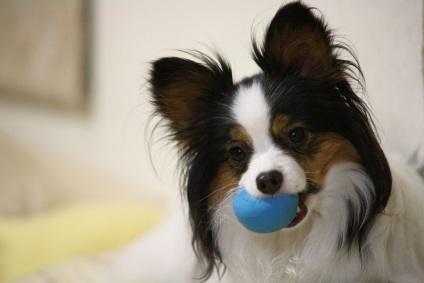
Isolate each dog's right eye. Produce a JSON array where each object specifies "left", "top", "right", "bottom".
[
  {"left": 288, "top": 127, "right": 306, "bottom": 143},
  {"left": 229, "top": 146, "right": 247, "bottom": 162}
]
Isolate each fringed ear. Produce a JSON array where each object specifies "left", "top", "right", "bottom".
[
  {"left": 150, "top": 54, "right": 233, "bottom": 145},
  {"left": 150, "top": 54, "right": 234, "bottom": 280},
  {"left": 253, "top": 2, "right": 336, "bottom": 79}
]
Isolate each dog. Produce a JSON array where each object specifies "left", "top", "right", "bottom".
[{"left": 149, "top": 1, "right": 424, "bottom": 282}]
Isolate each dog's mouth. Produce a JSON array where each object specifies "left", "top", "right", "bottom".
[
  {"left": 286, "top": 193, "right": 308, "bottom": 228},
  {"left": 286, "top": 186, "right": 318, "bottom": 228}
]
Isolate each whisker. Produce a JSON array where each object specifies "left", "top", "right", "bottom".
[
  {"left": 193, "top": 182, "right": 239, "bottom": 205},
  {"left": 212, "top": 187, "right": 240, "bottom": 216}
]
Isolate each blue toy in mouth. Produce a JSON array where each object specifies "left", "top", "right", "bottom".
[{"left": 232, "top": 188, "right": 299, "bottom": 233}]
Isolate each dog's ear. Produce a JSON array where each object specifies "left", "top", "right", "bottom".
[
  {"left": 150, "top": 55, "right": 234, "bottom": 279},
  {"left": 150, "top": 55, "right": 233, "bottom": 144},
  {"left": 253, "top": 2, "right": 335, "bottom": 79}
]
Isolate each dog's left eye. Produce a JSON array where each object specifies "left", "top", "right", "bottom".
[
  {"left": 288, "top": 128, "right": 306, "bottom": 143},
  {"left": 229, "top": 146, "right": 247, "bottom": 162}
]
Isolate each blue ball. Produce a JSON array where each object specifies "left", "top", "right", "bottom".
[{"left": 232, "top": 189, "right": 299, "bottom": 233}]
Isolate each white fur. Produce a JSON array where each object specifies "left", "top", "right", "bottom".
[
  {"left": 232, "top": 83, "right": 306, "bottom": 197},
  {"left": 212, "top": 158, "right": 424, "bottom": 283},
  {"left": 232, "top": 82, "right": 272, "bottom": 152}
]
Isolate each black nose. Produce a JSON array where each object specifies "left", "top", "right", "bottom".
[{"left": 256, "top": 170, "right": 283, "bottom": 195}]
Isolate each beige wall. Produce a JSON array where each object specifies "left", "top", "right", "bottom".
[{"left": 0, "top": 0, "right": 423, "bottom": 205}]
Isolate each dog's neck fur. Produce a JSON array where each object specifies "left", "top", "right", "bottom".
[{"left": 212, "top": 161, "right": 424, "bottom": 283}]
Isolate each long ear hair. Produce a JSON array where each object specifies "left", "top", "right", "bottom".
[
  {"left": 149, "top": 52, "right": 234, "bottom": 280},
  {"left": 252, "top": 2, "right": 335, "bottom": 80},
  {"left": 252, "top": 2, "right": 392, "bottom": 254}
]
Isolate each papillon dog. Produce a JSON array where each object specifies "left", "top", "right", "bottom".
[{"left": 149, "top": 2, "right": 424, "bottom": 282}]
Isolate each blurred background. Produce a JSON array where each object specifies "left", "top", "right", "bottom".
[{"left": 0, "top": 0, "right": 423, "bottom": 282}]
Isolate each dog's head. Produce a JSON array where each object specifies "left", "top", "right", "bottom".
[{"left": 149, "top": 2, "right": 391, "bottom": 279}]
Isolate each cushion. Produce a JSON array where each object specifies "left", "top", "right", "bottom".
[{"left": 0, "top": 202, "right": 164, "bottom": 283}]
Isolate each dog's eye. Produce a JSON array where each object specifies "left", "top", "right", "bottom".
[
  {"left": 288, "top": 128, "right": 306, "bottom": 143},
  {"left": 229, "top": 146, "right": 247, "bottom": 162}
]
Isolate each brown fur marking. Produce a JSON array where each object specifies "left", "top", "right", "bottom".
[{"left": 302, "top": 133, "right": 360, "bottom": 189}]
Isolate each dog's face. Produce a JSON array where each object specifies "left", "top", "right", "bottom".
[
  {"left": 208, "top": 80, "right": 362, "bottom": 228},
  {"left": 150, "top": 2, "right": 391, "bottom": 279}
]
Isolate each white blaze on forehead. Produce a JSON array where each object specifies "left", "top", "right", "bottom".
[{"left": 231, "top": 82, "right": 272, "bottom": 152}]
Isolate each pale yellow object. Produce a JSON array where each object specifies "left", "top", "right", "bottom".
[{"left": 0, "top": 202, "right": 164, "bottom": 283}]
